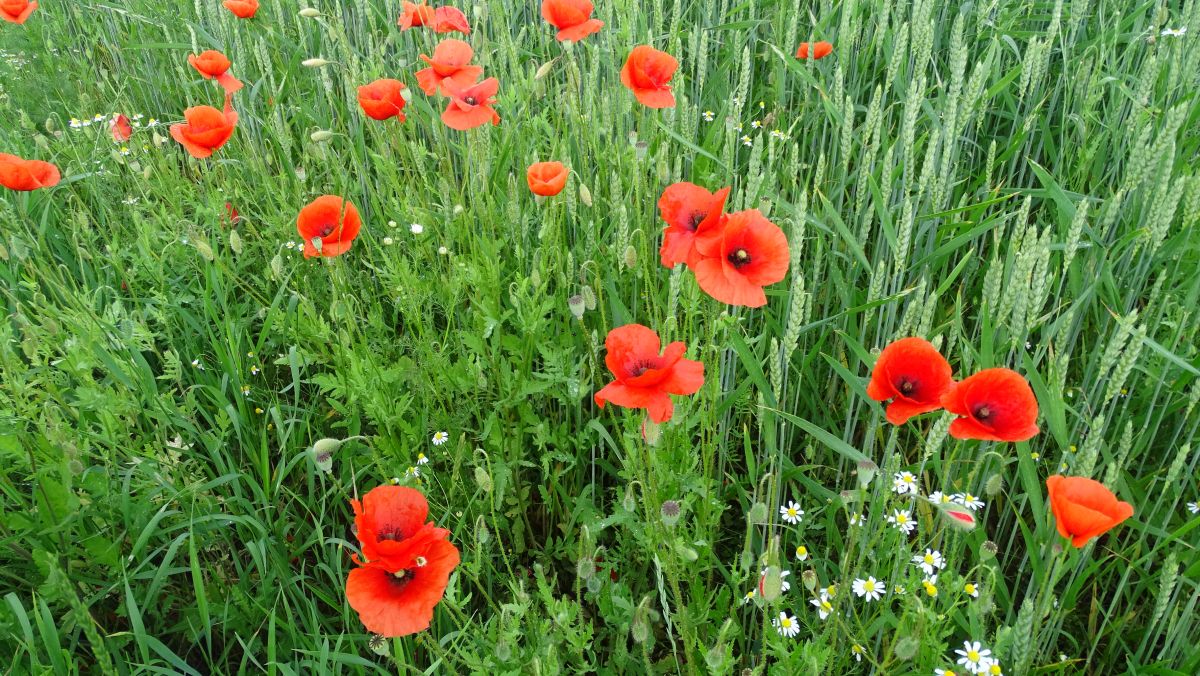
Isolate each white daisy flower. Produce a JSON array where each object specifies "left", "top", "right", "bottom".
[
  {"left": 809, "top": 593, "right": 833, "bottom": 620},
  {"left": 92, "top": 113, "right": 105, "bottom": 122},
  {"left": 191, "top": 359, "right": 204, "bottom": 370},
  {"left": 955, "top": 493, "right": 985, "bottom": 510},
  {"left": 740, "top": 589, "right": 757, "bottom": 605},
  {"left": 416, "top": 452, "right": 428, "bottom": 465},
  {"left": 921, "top": 577, "right": 938, "bottom": 597},
  {"left": 981, "top": 658, "right": 1004, "bottom": 676},
  {"left": 851, "top": 644, "right": 865, "bottom": 662},
  {"left": 740, "top": 135, "right": 752, "bottom": 147},
  {"left": 893, "top": 471, "right": 919, "bottom": 495},
  {"left": 250, "top": 365, "right": 261, "bottom": 376},
  {"left": 1187, "top": 502, "right": 1198, "bottom": 514},
  {"left": 963, "top": 581, "right": 980, "bottom": 598},
  {"left": 404, "top": 465, "right": 421, "bottom": 478},
  {"left": 852, "top": 576, "right": 884, "bottom": 602},
  {"left": 1161, "top": 27, "right": 1187, "bottom": 37},
  {"left": 69, "top": 117, "right": 83, "bottom": 128},
  {"left": 779, "top": 500, "right": 804, "bottom": 524},
  {"left": 119, "top": 146, "right": 131, "bottom": 156},
  {"left": 794, "top": 545, "right": 809, "bottom": 561},
  {"left": 432, "top": 431, "right": 449, "bottom": 446},
  {"left": 934, "top": 669, "right": 960, "bottom": 676},
  {"left": 751, "top": 120, "right": 762, "bottom": 129},
  {"left": 773, "top": 612, "right": 800, "bottom": 638},
  {"left": 702, "top": 110, "right": 715, "bottom": 121},
  {"left": 955, "top": 640, "right": 992, "bottom": 674},
  {"left": 927, "top": 490, "right": 955, "bottom": 505},
  {"left": 912, "top": 549, "right": 945, "bottom": 576},
  {"left": 848, "top": 512, "right": 864, "bottom": 527},
  {"left": 888, "top": 509, "right": 916, "bottom": 534},
  {"left": 893, "top": 583, "right": 907, "bottom": 595}
]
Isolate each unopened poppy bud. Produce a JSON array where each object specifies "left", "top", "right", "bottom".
[
  {"left": 270, "top": 254, "right": 284, "bottom": 279},
  {"left": 581, "top": 284, "right": 597, "bottom": 310},
  {"left": 748, "top": 501, "right": 769, "bottom": 524},
  {"left": 631, "top": 616, "right": 649, "bottom": 643},
  {"left": 801, "top": 569, "right": 818, "bottom": 591},
  {"left": 298, "top": 7, "right": 320, "bottom": 17},
  {"left": 576, "top": 557, "right": 595, "bottom": 580},
  {"left": 229, "top": 229, "right": 243, "bottom": 255},
  {"left": 857, "top": 459, "right": 878, "bottom": 487},
  {"left": 473, "top": 465, "right": 493, "bottom": 492},
  {"left": 622, "top": 486, "right": 637, "bottom": 512},
  {"left": 984, "top": 472, "right": 1004, "bottom": 496},
  {"left": 634, "top": 141, "right": 649, "bottom": 161},
  {"left": 674, "top": 540, "right": 698, "bottom": 561},
  {"left": 893, "top": 636, "right": 920, "bottom": 661},
  {"left": 475, "top": 515, "right": 490, "bottom": 544},
  {"left": 534, "top": 60, "right": 555, "bottom": 80},
  {"left": 941, "top": 507, "right": 977, "bottom": 531},
  {"left": 302, "top": 58, "right": 330, "bottom": 67},
  {"left": 193, "top": 238, "right": 214, "bottom": 261},
  {"left": 310, "top": 130, "right": 334, "bottom": 142},
  {"left": 641, "top": 417, "right": 662, "bottom": 446},
  {"left": 623, "top": 245, "right": 637, "bottom": 268},
  {"left": 660, "top": 499, "right": 681, "bottom": 527},
  {"left": 568, "top": 294, "right": 585, "bottom": 319},
  {"left": 759, "top": 566, "right": 784, "bottom": 601},
  {"left": 578, "top": 183, "right": 592, "bottom": 206}
]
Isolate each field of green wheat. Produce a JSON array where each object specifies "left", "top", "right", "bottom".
[{"left": 2, "top": 0, "right": 1199, "bottom": 673}]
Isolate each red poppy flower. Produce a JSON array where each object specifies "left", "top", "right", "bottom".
[
  {"left": 0, "top": 152, "right": 60, "bottom": 191},
  {"left": 357, "top": 79, "right": 408, "bottom": 121},
  {"left": 415, "top": 39, "right": 483, "bottom": 96},
  {"left": 222, "top": 0, "right": 258, "bottom": 18},
  {"left": 690, "top": 209, "right": 790, "bottom": 307},
  {"left": 225, "top": 202, "right": 241, "bottom": 226},
  {"left": 795, "top": 41, "right": 833, "bottom": 60},
  {"left": 1046, "top": 475, "right": 1134, "bottom": 547},
  {"left": 111, "top": 114, "right": 133, "bottom": 143},
  {"left": 941, "top": 368, "right": 1039, "bottom": 442},
  {"left": 620, "top": 45, "right": 677, "bottom": 109},
  {"left": 441, "top": 77, "right": 500, "bottom": 130},
  {"left": 187, "top": 50, "right": 243, "bottom": 93},
  {"left": 169, "top": 93, "right": 238, "bottom": 159},
  {"left": 398, "top": 1, "right": 435, "bottom": 29},
  {"left": 594, "top": 324, "right": 705, "bottom": 423},
  {"left": 296, "top": 195, "right": 362, "bottom": 258},
  {"left": 527, "top": 161, "right": 568, "bottom": 196},
  {"left": 657, "top": 182, "right": 730, "bottom": 268},
  {"left": 541, "top": 0, "right": 603, "bottom": 42},
  {"left": 346, "top": 486, "right": 460, "bottom": 637},
  {"left": 432, "top": 6, "right": 470, "bottom": 34},
  {"left": 1, "top": 0, "right": 36, "bottom": 25},
  {"left": 865, "top": 337, "right": 955, "bottom": 425}
]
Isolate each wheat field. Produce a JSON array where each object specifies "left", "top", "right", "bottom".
[{"left": 1, "top": 0, "right": 1199, "bottom": 673}]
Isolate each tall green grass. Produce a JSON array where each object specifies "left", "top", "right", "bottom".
[{"left": 1, "top": 0, "right": 1198, "bottom": 672}]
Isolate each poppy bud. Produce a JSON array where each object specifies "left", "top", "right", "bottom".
[
  {"left": 568, "top": 294, "right": 585, "bottom": 319},
  {"left": 310, "top": 130, "right": 334, "bottom": 142},
  {"left": 674, "top": 540, "right": 698, "bottom": 561},
  {"left": 579, "top": 183, "right": 592, "bottom": 206},
  {"left": 302, "top": 58, "right": 330, "bottom": 67},
  {"left": 311, "top": 437, "right": 341, "bottom": 467},
  {"left": 270, "top": 254, "right": 284, "bottom": 279},
  {"left": 641, "top": 417, "right": 662, "bottom": 446},
  {"left": 193, "top": 239, "right": 215, "bottom": 261},
  {"left": 581, "top": 284, "right": 597, "bottom": 310},
  {"left": 473, "top": 465, "right": 493, "bottom": 492},
  {"left": 623, "top": 245, "right": 637, "bottom": 268},
  {"left": 984, "top": 472, "right": 1005, "bottom": 496},
  {"left": 759, "top": 566, "right": 784, "bottom": 601},
  {"left": 475, "top": 515, "right": 491, "bottom": 544},
  {"left": 941, "top": 507, "right": 977, "bottom": 531},
  {"left": 893, "top": 636, "right": 920, "bottom": 661},
  {"left": 299, "top": 7, "right": 320, "bottom": 17},
  {"left": 534, "top": 60, "right": 556, "bottom": 80},
  {"left": 631, "top": 615, "right": 649, "bottom": 643},
  {"left": 748, "top": 501, "right": 769, "bottom": 524},
  {"left": 576, "top": 557, "right": 596, "bottom": 580},
  {"left": 622, "top": 486, "right": 637, "bottom": 512},
  {"left": 229, "top": 229, "right": 243, "bottom": 255}
]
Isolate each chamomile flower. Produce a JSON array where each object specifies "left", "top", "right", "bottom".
[
  {"left": 1161, "top": 27, "right": 1187, "bottom": 37},
  {"left": 794, "top": 544, "right": 809, "bottom": 561},
  {"left": 825, "top": 583, "right": 838, "bottom": 598},
  {"left": 893, "top": 471, "right": 919, "bottom": 495},
  {"left": 779, "top": 501, "right": 804, "bottom": 524},
  {"left": 1187, "top": 502, "right": 1198, "bottom": 514},
  {"left": 404, "top": 465, "right": 421, "bottom": 478},
  {"left": 432, "top": 431, "right": 449, "bottom": 446},
  {"left": 751, "top": 120, "right": 763, "bottom": 129},
  {"left": 740, "top": 589, "right": 757, "bottom": 605},
  {"left": 922, "top": 577, "right": 939, "bottom": 597},
  {"left": 69, "top": 117, "right": 84, "bottom": 128},
  {"left": 118, "top": 146, "right": 131, "bottom": 156},
  {"left": 147, "top": 118, "right": 159, "bottom": 126},
  {"left": 250, "top": 365, "right": 261, "bottom": 376},
  {"left": 741, "top": 135, "right": 753, "bottom": 147},
  {"left": 851, "top": 644, "right": 865, "bottom": 662},
  {"left": 773, "top": 612, "right": 800, "bottom": 638},
  {"left": 810, "top": 592, "right": 833, "bottom": 620},
  {"left": 912, "top": 549, "right": 945, "bottom": 576},
  {"left": 852, "top": 576, "right": 884, "bottom": 602},
  {"left": 240, "top": 385, "right": 251, "bottom": 396},
  {"left": 191, "top": 358, "right": 204, "bottom": 370},
  {"left": 934, "top": 669, "right": 960, "bottom": 676},
  {"left": 702, "top": 110, "right": 715, "bottom": 121},
  {"left": 927, "top": 491, "right": 955, "bottom": 506},
  {"left": 955, "top": 493, "right": 985, "bottom": 510},
  {"left": 416, "top": 452, "right": 429, "bottom": 465},
  {"left": 848, "top": 512, "right": 864, "bottom": 527},
  {"left": 93, "top": 113, "right": 105, "bottom": 122},
  {"left": 963, "top": 581, "right": 980, "bottom": 598},
  {"left": 955, "top": 640, "right": 992, "bottom": 674},
  {"left": 769, "top": 129, "right": 788, "bottom": 140},
  {"left": 888, "top": 509, "right": 916, "bottom": 534},
  {"left": 1030, "top": 451, "right": 1041, "bottom": 462},
  {"left": 981, "top": 658, "right": 1004, "bottom": 676}
]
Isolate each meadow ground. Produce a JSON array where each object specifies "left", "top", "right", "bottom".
[{"left": 1, "top": 0, "right": 1199, "bottom": 673}]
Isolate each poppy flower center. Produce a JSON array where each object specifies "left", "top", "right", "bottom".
[
  {"left": 973, "top": 405, "right": 992, "bottom": 421},
  {"left": 687, "top": 211, "right": 707, "bottom": 231},
  {"left": 897, "top": 378, "right": 917, "bottom": 396},
  {"left": 377, "top": 527, "right": 405, "bottom": 542},
  {"left": 728, "top": 248, "right": 752, "bottom": 268},
  {"left": 318, "top": 222, "right": 336, "bottom": 237},
  {"left": 388, "top": 567, "right": 416, "bottom": 590},
  {"left": 628, "top": 358, "right": 659, "bottom": 377},
  {"left": 464, "top": 96, "right": 478, "bottom": 105}
]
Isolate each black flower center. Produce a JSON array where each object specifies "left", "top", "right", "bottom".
[
  {"left": 319, "top": 222, "right": 335, "bottom": 237},
  {"left": 464, "top": 96, "right": 477, "bottom": 105},
  {"left": 974, "top": 405, "right": 991, "bottom": 421},
  {"left": 629, "top": 358, "right": 658, "bottom": 377},
  {"left": 388, "top": 568, "right": 415, "bottom": 590},
  {"left": 897, "top": 378, "right": 917, "bottom": 395},
  {"left": 687, "top": 211, "right": 707, "bottom": 231},
  {"left": 377, "top": 526, "right": 405, "bottom": 542},
  {"left": 728, "top": 248, "right": 752, "bottom": 268}
]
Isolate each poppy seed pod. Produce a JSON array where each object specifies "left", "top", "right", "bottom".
[
  {"left": 660, "top": 499, "right": 681, "bottom": 527},
  {"left": 856, "top": 459, "right": 879, "bottom": 488},
  {"left": 299, "top": 7, "right": 320, "bottom": 17},
  {"left": 567, "top": 294, "right": 585, "bottom": 320},
  {"left": 310, "top": 130, "right": 334, "bottom": 142},
  {"left": 302, "top": 58, "right": 330, "bottom": 68}
]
